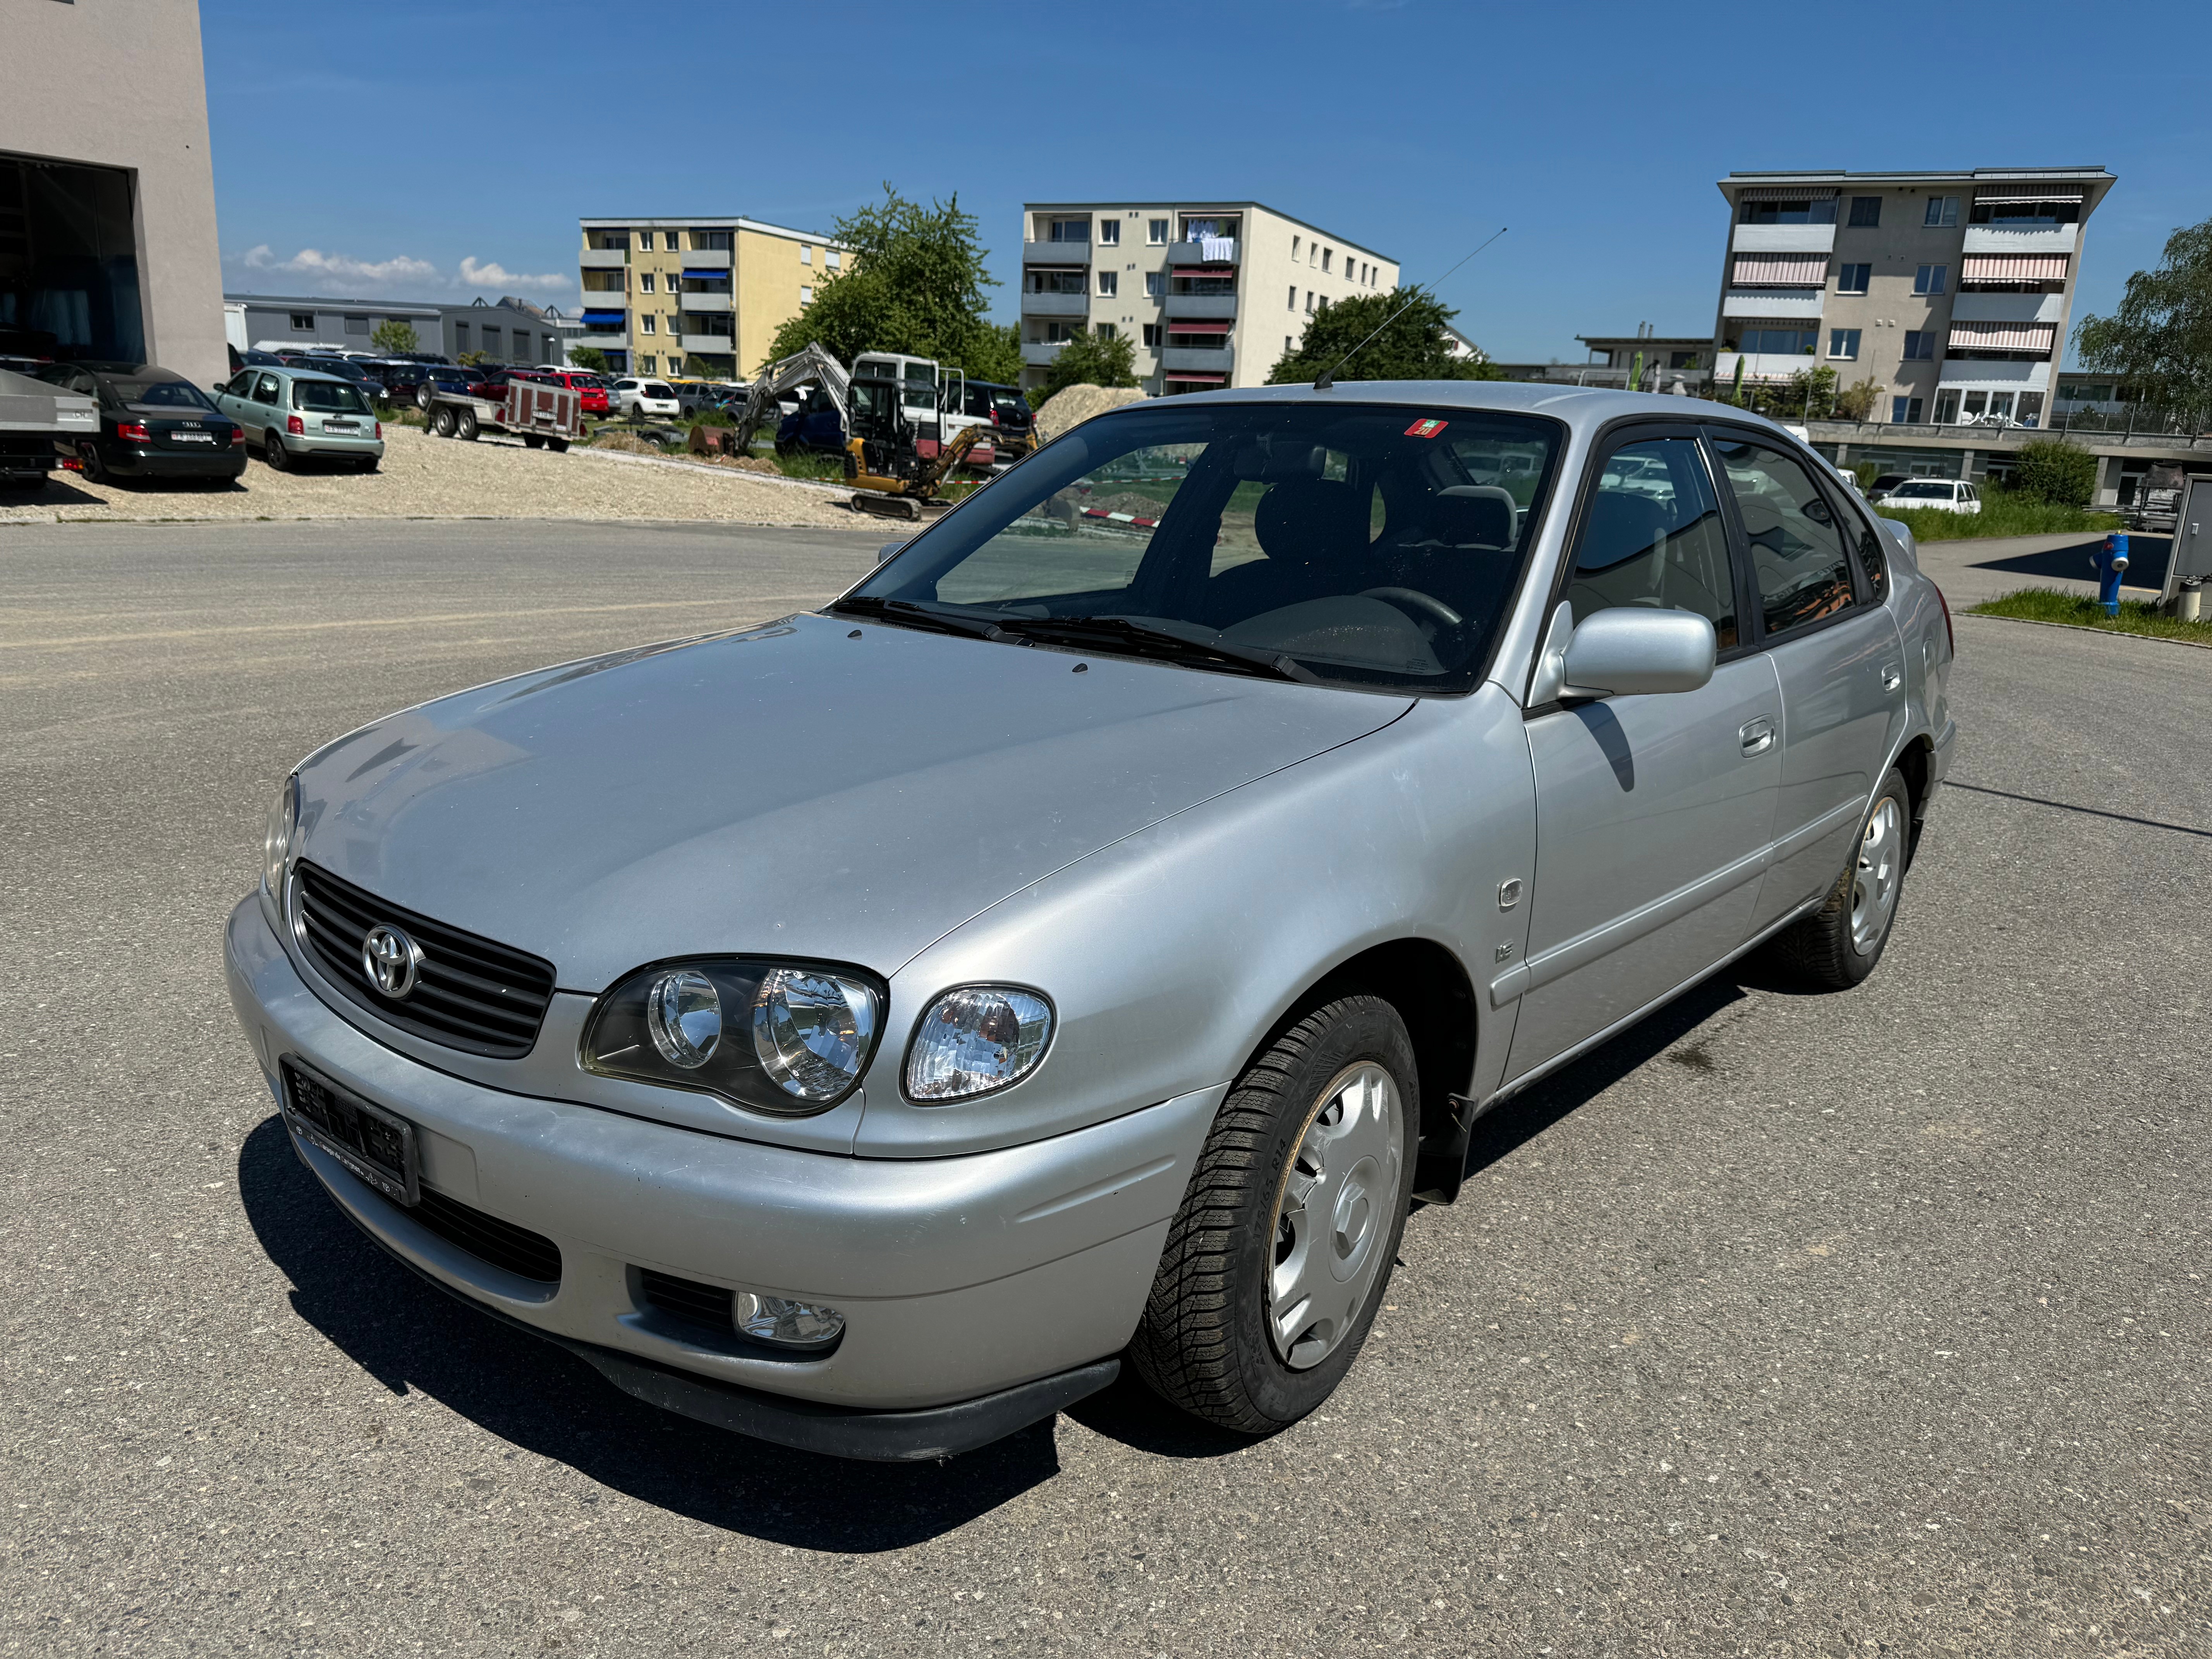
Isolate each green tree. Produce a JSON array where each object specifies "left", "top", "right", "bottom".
[
  {"left": 1266, "top": 287, "right": 1498, "bottom": 385},
  {"left": 1038, "top": 328, "right": 1139, "bottom": 399},
  {"left": 568, "top": 346, "right": 609, "bottom": 373},
  {"left": 764, "top": 184, "right": 1017, "bottom": 382},
  {"left": 369, "top": 318, "right": 419, "bottom": 354},
  {"left": 2010, "top": 438, "right": 2098, "bottom": 507},
  {"left": 2075, "top": 216, "right": 2212, "bottom": 425}
]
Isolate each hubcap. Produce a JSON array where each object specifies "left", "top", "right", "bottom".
[
  {"left": 1267, "top": 1062, "right": 1403, "bottom": 1370},
  {"left": 1850, "top": 795, "right": 1903, "bottom": 955}
]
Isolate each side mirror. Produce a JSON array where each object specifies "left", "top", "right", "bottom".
[
  {"left": 1558, "top": 608, "right": 1716, "bottom": 698},
  {"left": 877, "top": 540, "right": 906, "bottom": 565}
]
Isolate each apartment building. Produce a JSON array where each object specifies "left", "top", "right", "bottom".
[
  {"left": 1017, "top": 202, "right": 1398, "bottom": 395},
  {"left": 1712, "top": 167, "right": 2115, "bottom": 429},
  {"left": 577, "top": 216, "right": 849, "bottom": 380}
]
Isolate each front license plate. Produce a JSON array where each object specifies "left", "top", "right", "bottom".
[{"left": 280, "top": 1059, "right": 419, "bottom": 1206}]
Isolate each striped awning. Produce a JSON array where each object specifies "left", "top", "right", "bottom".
[
  {"left": 1164, "top": 371, "right": 1228, "bottom": 383},
  {"left": 1166, "top": 319, "right": 1231, "bottom": 333},
  {"left": 1731, "top": 254, "right": 1829, "bottom": 286},
  {"left": 1976, "top": 187, "right": 2084, "bottom": 204},
  {"left": 1948, "top": 321, "right": 2057, "bottom": 352},
  {"left": 1735, "top": 184, "right": 1838, "bottom": 201},
  {"left": 1961, "top": 254, "right": 2069, "bottom": 282}
]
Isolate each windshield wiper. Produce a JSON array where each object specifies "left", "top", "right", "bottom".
[
  {"left": 830, "top": 594, "right": 1015, "bottom": 642},
  {"left": 991, "top": 614, "right": 1321, "bottom": 684}
]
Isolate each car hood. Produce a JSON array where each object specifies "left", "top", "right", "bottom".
[{"left": 292, "top": 611, "right": 1411, "bottom": 991}]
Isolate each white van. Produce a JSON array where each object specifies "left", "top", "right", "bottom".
[{"left": 852, "top": 353, "right": 959, "bottom": 453}]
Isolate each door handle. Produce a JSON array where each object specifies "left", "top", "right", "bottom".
[
  {"left": 1739, "top": 716, "right": 1775, "bottom": 756},
  {"left": 1881, "top": 663, "right": 1903, "bottom": 691}
]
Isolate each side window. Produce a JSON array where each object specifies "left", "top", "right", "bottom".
[
  {"left": 227, "top": 371, "right": 255, "bottom": 396},
  {"left": 1711, "top": 439, "right": 1856, "bottom": 635},
  {"left": 254, "top": 374, "right": 282, "bottom": 405},
  {"left": 1564, "top": 436, "right": 1738, "bottom": 648}
]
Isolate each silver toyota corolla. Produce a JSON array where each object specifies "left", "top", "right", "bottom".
[{"left": 225, "top": 382, "right": 1955, "bottom": 1460}]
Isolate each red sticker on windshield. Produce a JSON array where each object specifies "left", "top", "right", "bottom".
[{"left": 1405, "top": 418, "right": 1448, "bottom": 438}]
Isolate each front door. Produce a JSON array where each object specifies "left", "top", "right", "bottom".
[
  {"left": 1505, "top": 430, "right": 1783, "bottom": 1080},
  {"left": 1706, "top": 432, "right": 1903, "bottom": 935}
]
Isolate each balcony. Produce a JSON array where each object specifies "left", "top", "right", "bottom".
[
  {"left": 1019, "top": 290, "right": 1089, "bottom": 318},
  {"left": 678, "top": 290, "right": 733, "bottom": 312},
  {"left": 1024, "top": 240, "right": 1090, "bottom": 266},
  {"left": 580, "top": 247, "right": 628, "bottom": 268},
  {"left": 578, "top": 285, "right": 629, "bottom": 306},
  {"left": 1167, "top": 239, "right": 1238, "bottom": 267},
  {"left": 1937, "top": 359, "right": 2052, "bottom": 392},
  {"left": 1021, "top": 340, "right": 1068, "bottom": 367},
  {"left": 1715, "top": 350, "right": 1819, "bottom": 382},
  {"left": 1950, "top": 290, "right": 2064, "bottom": 324},
  {"left": 1162, "top": 345, "right": 1234, "bottom": 375},
  {"left": 678, "top": 332, "right": 736, "bottom": 357},
  {"left": 1721, "top": 290, "right": 1823, "bottom": 319},
  {"left": 679, "top": 247, "right": 733, "bottom": 270},
  {"left": 1961, "top": 223, "right": 2078, "bottom": 256},
  {"left": 1729, "top": 224, "right": 1836, "bottom": 255},
  {"left": 1163, "top": 292, "right": 1238, "bottom": 321}
]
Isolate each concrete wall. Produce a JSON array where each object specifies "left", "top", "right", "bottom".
[{"left": 2, "top": 0, "right": 225, "bottom": 387}]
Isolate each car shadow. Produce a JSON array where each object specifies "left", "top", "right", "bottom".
[
  {"left": 1970, "top": 533, "right": 2169, "bottom": 591},
  {"left": 10, "top": 476, "right": 110, "bottom": 507},
  {"left": 236, "top": 1115, "right": 1061, "bottom": 1551}
]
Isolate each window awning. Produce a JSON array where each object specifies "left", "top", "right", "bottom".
[
  {"left": 1948, "top": 321, "right": 2057, "bottom": 352},
  {"left": 1961, "top": 254, "right": 2069, "bottom": 282},
  {"left": 1164, "top": 371, "right": 1228, "bottom": 383},
  {"left": 1735, "top": 184, "right": 1838, "bottom": 201},
  {"left": 1731, "top": 254, "right": 1829, "bottom": 285},
  {"left": 1025, "top": 263, "right": 1086, "bottom": 273},
  {"left": 1170, "top": 265, "right": 1235, "bottom": 276},
  {"left": 1166, "top": 319, "right": 1231, "bottom": 333},
  {"left": 1976, "top": 187, "right": 2084, "bottom": 204},
  {"left": 681, "top": 268, "right": 730, "bottom": 279},
  {"left": 580, "top": 310, "right": 627, "bottom": 323}
]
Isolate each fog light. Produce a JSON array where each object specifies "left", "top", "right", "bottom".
[
  {"left": 734, "top": 1291, "right": 843, "bottom": 1348},
  {"left": 646, "top": 970, "right": 721, "bottom": 1068}
]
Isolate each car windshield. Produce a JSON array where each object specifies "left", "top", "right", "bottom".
[
  {"left": 294, "top": 380, "right": 369, "bottom": 413},
  {"left": 842, "top": 401, "right": 1565, "bottom": 694},
  {"left": 115, "top": 379, "right": 215, "bottom": 410},
  {"left": 1891, "top": 481, "right": 1952, "bottom": 499},
  {"left": 993, "top": 393, "right": 1029, "bottom": 415}
]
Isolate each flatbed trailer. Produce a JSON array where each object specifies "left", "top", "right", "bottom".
[
  {"left": 0, "top": 366, "right": 98, "bottom": 487},
  {"left": 423, "top": 380, "right": 584, "bottom": 450}
]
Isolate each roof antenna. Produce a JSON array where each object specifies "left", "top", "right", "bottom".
[{"left": 1314, "top": 226, "right": 1507, "bottom": 391}]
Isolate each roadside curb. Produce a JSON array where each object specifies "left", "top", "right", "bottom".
[{"left": 1958, "top": 610, "right": 2212, "bottom": 653}]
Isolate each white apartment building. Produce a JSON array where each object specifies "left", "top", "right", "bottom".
[
  {"left": 1017, "top": 202, "right": 1399, "bottom": 394},
  {"left": 1712, "top": 167, "right": 2116, "bottom": 429}
]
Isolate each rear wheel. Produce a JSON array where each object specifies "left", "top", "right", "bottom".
[
  {"left": 261, "top": 430, "right": 287, "bottom": 470},
  {"left": 456, "top": 409, "right": 479, "bottom": 441},
  {"left": 1772, "top": 766, "right": 1912, "bottom": 989},
  {"left": 77, "top": 441, "right": 109, "bottom": 483},
  {"left": 522, "top": 433, "right": 544, "bottom": 449},
  {"left": 1128, "top": 995, "right": 1417, "bottom": 1435},
  {"left": 546, "top": 437, "right": 569, "bottom": 453},
  {"left": 428, "top": 405, "right": 455, "bottom": 438}
]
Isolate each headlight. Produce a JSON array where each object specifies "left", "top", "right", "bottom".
[
  {"left": 581, "top": 959, "right": 883, "bottom": 1115},
  {"left": 262, "top": 775, "right": 298, "bottom": 900},
  {"left": 905, "top": 986, "right": 1053, "bottom": 1103}
]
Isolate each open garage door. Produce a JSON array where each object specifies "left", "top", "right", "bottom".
[{"left": 0, "top": 152, "right": 144, "bottom": 366}]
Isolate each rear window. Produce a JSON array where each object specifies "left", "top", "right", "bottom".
[
  {"left": 993, "top": 393, "right": 1029, "bottom": 415},
  {"left": 643, "top": 382, "right": 675, "bottom": 397},
  {"left": 1889, "top": 480, "right": 1954, "bottom": 500},
  {"left": 115, "top": 379, "right": 215, "bottom": 410},
  {"left": 294, "top": 380, "right": 369, "bottom": 413}
]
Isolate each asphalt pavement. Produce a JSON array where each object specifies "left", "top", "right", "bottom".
[{"left": 3, "top": 519, "right": 2207, "bottom": 1656}]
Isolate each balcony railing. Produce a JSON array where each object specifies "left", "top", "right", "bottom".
[
  {"left": 1961, "top": 223, "right": 2078, "bottom": 256},
  {"left": 1019, "top": 290, "right": 1089, "bottom": 317},
  {"left": 1167, "top": 239, "right": 1238, "bottom": 266},
  {"left": 1162, "top": 344, "right": 1234, "bottom": 374},
  {"left": 678, "top": 332, "right": 736, "bottom": 356},
  {"left": 1024, "top": 241, "right": 1091, "bottom": 266},
  {"left": 1720, "top": 290, "right": 1824, "bottom": 320},
  {"left": 1020, "top": 340, "right": 1069, "bottom": 366},
  {"left": 1728, "top": 224, "right": 1836, "bottom": 255},
  {"left": 679, "top": 248, "right": 733, "bottom": 270},
  {"left": 678, "top": 290, "right": 734, "bottom": 311},
  {"left": 1162, "top": 293, "right": 1238, "bottom": 321}
]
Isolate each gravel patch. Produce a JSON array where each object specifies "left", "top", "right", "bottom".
[{"left": 0, "top": 424, "right": 868, "bottom": 530}]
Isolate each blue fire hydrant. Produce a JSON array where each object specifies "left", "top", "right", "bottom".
[{"left": 2094, "top": 531, "right": 2130, "bottom": 616}]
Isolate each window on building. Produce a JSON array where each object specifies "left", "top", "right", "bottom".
[
  {"left": 1739, "top": 196, "right": 1839, "bottom": 225},
  {"left": 1934, "top": 390, "right": 1961, "bottom": 423},
  {"left": 1969, "top": 198, "right": 2080, "bottom": 227},
  {"left": 1923, "top": 197, "right": 1959, "bottom": 228},
  {"left": 1098, "top": 219, "right": 1120, "bottom": 246},
  {"left": 800, "top": 285, "right": 813, "bottom": 305},
  {"left": 693, "top": 229, "right": 732, "bottom": 251},
  {"left": 1029, "top": 269, "right": 1086, "bottom": 295},
  {"left": 826, "top": 249, "right": 841, "bottom": 270},
  {"left": 1286, "top": 335, "right": 1294, "bottom": 353},
  {"left": 639, "top": 273, "right": 654, "bottom": 294},
  {"left": 639, "top": 231, "right": 655, "bottom": 250},
  {"left": 1734, "top": 327, "right": 1816, "bottom": 356},
  {"left": 1291, "top": 235, "right": 1301, "bottom": 261},
  {"left": 1288, "top": 285, "right": 1297, "bottom": 309},
  {"left": 289, "top": 313, "right": 314, "bottom": 331},
  {"left": 1145, "top": 270, "right": 1163, "bottom": 298},
  {"left": 1669, "top": 350, "right": 1700, "bottom": 369},
  {"left": 640, "top": 354, "right": 656, "bottom": 374},
  {"left": 1148, "top": 218, "right": 1169, "bottom": 246},
  {"left": 342, "top": 314, "right": 368, "bottom": 337},
  {"left": 1914, "top": 264, "right": 1948, "bottom": 295},
  {"left": 1828, "top": 329, "right": 1862, "bottom": 360},
  {"left": 1049, "top": 217, "right": 1089, "bottom": 243},
  {"left": 1095, "top": 322, "right": 1116, "bottom": 340},
  {"left": 1902, "top": 330, "right": 1935, "bottom": 360},
  {"left": 1322, "top": 248, "right": 1333, "bottom": 273},
  {"left": 1142, "top": 323, "right": 1160, "bottom": 348},
  {"left": 1305, "top": 291, "right": 1314, "bottom": 313},
  {"left": 1892, "top": 396, "right": 1925, "bottom": 423},
  {"left": 1097, "top": 270, "right": 1118, "bottom": 297},
  {"left": 1837, "top": 263, "right": 1871, "bottom": 294},
  {"left": 1848, "top": 196, "right": 1882, "bottom": 228},
  {"left": 801, "top": 244, "right": 812, "bottom": 264},
  {"left": 641, "top": 316, "right": 655, "bottom": 335},
  {"left": 483, "top": 327, "right": 501, "bottom": 354}
]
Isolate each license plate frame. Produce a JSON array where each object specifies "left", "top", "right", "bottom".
[{"left": 280, "top": 1058, "right": 420, "bottom": 1206}]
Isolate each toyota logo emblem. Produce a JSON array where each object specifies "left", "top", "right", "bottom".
[{"left": 362, "top": 924, "right": 423, "bottom": 1000}]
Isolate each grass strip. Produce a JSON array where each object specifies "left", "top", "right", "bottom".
[
  {"left": 1968, "top": 585, "right": 2212, "bottom": 644},
  {"left": 1876, "top": 494, "right": 2122, "bottom": 541}
]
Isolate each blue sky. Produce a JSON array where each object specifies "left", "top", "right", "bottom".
[{"left": 203, "top": 0, "right": 2212, "bottom": 367}]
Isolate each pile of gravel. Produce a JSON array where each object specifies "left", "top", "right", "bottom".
[{"left": 1031, "top": 384, "right": 1148, "bottom": 442}]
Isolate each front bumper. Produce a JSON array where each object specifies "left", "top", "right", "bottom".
[{"left": 224, "top": 897, "right": 1218, "bottom": 1448}]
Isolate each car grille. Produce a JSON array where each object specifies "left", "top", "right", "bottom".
[
  {"left": 637, "top": 1268, "right": 734, "bottom": 1333},
  {"left": 412, "top": 1188, "right": 563, "bottom": 1285},
  {"left": 291, "top": 861, "right": 556, "bottom": 1058}
]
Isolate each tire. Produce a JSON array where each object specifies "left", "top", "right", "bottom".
[
  {"left": 546, "top": 437, "right": 569, "bottom": 453},
  {"left": 522, "top": 433, "right": 544, "bottom": 449},
  {"left": 262, "top": 429, "right": 287, "bottom": 470},
  {"left": 429, "top": 405, "right": 455, "bottom": 438},
  {"left": 1128, "top": 995, "right": 1419, "bottom": 1435},
  {"left": 456, "top": 409, "right": 479, "bottom": 441},
  {"left": 1771, "top": 766, "right": 1913, "bottom": 989},
  {"left": 78, "top": 441, "right": 109, "bottom": 484},
  {"left": 417, "top": 387, "right": 432, "bottom": 412}
]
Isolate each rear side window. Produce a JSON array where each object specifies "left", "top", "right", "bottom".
[
  {"left": 1565, "top": 436, "right": 1738, "bottom": 648},
  {"left": 1711, "top": 438, "right": 1856, "bottom": 635}
]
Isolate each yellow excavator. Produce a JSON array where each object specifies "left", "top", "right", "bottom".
[{"left": 841, "top": 368, "right": 1002, "bottom": 520}]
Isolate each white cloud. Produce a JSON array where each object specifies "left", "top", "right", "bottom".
[{"left": 222, "top": 244, "right": 568, "bottom": 297}]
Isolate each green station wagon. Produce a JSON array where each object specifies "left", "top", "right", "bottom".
[{"left": 214, "top": 367, "right": 385, "bottom": 472}]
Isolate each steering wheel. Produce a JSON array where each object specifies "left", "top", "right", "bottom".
[{"left": 1360, "top": 586, "right": 1463, "bottom": 630}]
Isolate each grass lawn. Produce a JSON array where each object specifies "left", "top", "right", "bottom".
[
  {"left": 1968, "top": 585, "right": 2212, "bottom": 645},
  {"left": 1878, "top": 493, "right": 2122, "bottom": 542}
]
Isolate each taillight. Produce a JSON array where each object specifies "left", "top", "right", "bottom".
[
  {"left": 374, "top": 421, "right": 383, "bottom": 440},
  {"left": 990, "top": 408, "right": 1001, "bottom": 427},
  {"left": 117, "top": 420, "right": 150, "bottom": 443},
  {"left": 286, "top": 414, "right": 304, "bottom": 435},
  {"left": 231, "top": 427, "right": 245, "bottom": 445}
]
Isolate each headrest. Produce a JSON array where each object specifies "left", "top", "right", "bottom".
[
  {"left": 1580, "top": 491, "right": 1667, "bottom": 570},
  {"left": 1423, "top": 485, "right": 1515, "bottom": 548},
  {"left": 1255, "top": 477, "right": 1367, "bottom": 564}
]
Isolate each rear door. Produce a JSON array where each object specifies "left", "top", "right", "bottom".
[
  {"left": 1707, "top": 429, "right": 1903, "bottom": 936},
  {"left": 1504, "top": 426, "right": 1783, "bottom": 1079}
]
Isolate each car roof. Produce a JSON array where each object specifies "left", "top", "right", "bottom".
[
  {"left": 271, "top": 366, "right": 354, "bottom": 385},
  {"left": 1158, "top": 379, "right": 1811, "bottom": 443}
]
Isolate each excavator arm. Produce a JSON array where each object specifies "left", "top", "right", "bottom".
[{"left": 730, "top": 342, "right": 851, "bottom": 457}]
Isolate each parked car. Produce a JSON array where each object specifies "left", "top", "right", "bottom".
[
  {"left": 35, "top": 361, "right": 245, "bottom": 484},
  {"left": 1872, "top": 477, "right": 1980, "bottom": 514},
  {"left": 213, "top": 366, "right": 385, "bottom": 472},
  {"left": 1867, "top": 473, "right": 1909, "bottom": 499},
  {"left": 228, "top": 383, "right": 1954, "bottom": 1462},
  {"left": 775, "top": 385, "right": 846, "bottom": 454},
  {"left": 540, "top": 369, "right": 613, "bottom": 417},
  {"left": 611, "top": 377, "right": 680, "bottom": 419},
  {"left": 412, "top": 365, "right": 480, "bottom": 410},
  {"left": 227, "top": 345, "right": 282, "bottom": 374},
  {"left": 957, "top": 379, "right": 1034, "bottom": 447}
]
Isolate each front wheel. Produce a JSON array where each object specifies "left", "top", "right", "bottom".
[
  {"left": 1128, "top": 995, "right": 1418, "bottom": 1435},
  {"left": 455, "top": 409, "right": 479, "bottom": 441},
  {"left": 1772, "top": 766, "right": 1913, "bottom": 989}
]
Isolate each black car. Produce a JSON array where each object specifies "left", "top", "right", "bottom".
[
  {"left": 960, "top": 379, "right": 1034, "bottom": 444},
  {"left": 227, "top": 345, "right": 282, "bottom": 373},
  {"left": 37, "top": 361, "right": 244, "bottom": 484}
]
